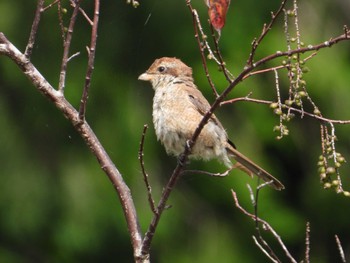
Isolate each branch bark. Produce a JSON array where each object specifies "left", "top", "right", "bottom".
[{"left": 0, "top": 32, "right": 146, "bottom": 262}]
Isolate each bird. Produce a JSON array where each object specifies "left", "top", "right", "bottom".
[{"left": 138, "top": 57, "right": 284, "bottom": 190}]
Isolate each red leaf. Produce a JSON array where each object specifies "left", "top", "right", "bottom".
[{"left": 206, "top": 0, "right": 231, "bottom": 33}]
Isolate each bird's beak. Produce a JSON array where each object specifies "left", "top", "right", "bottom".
[{"left": 138, "top": 72, "right": 152, "bottom": 81}]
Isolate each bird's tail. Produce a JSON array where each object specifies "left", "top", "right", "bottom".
[{"left": 226, "top": 144, "right": 284, "bottom": 190}]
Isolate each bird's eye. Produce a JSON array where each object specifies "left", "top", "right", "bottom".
[{"left": 158, "top": 66, "right": 166, "bottom": 73}]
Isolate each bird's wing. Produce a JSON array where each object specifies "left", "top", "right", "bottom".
[{"left": 184, "top": 85, "right": 224, "bottom": 129}]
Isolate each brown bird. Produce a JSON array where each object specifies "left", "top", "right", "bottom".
[{"left": 138, "top": 57, "right": 284, "bottom": 190}]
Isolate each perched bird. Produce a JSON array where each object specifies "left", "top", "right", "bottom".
[{"left": 138, "top": 57, "right": 284, "bottom": 190}]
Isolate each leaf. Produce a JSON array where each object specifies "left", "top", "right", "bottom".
[{"left": 206, "top": 0, "right": 231, "bottom": 34}]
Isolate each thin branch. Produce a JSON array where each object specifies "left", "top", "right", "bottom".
[
  {"left": 247, "top": 0, "right": 288, "bottom": 66},
  {"left": 141, "top": 153, "right": 187, "bottom": 256},
  {"left": 248, "top": 184, "right": 281, "bottom": 262},
  {"left": 335, "top": 235, "right": 347, "bottom": 263},
  {"left": 24, "top": 0, "right": 45, "bottom": 58},
  {"left": 209, "top": 23, "right": 235, "bottom": 82},
  {"left": 138, "top": 124, "right": 157, "bottom": 215},
  {"left": 252, "top": 236, "right": 279, "bottom": 263},
  {"left": 221, "top": 96, "right": 350, "bottom": 125},
  {"left": 187, "top": 3, "right": 218, "bottom": 97},
  {"left": 231, "top": 189, "right": 297, "bottom": 263},
  {"left": 42, "top": 0, "right": 60, "bottom": 12},
  {"left": 58, "top": 0, "right": 82, "bottom": 93},
  {"left": 305, "top": 222, "right": 310, "bottom": 263},
  {"left": 79, "top": 0, "right": 100, "bottom": 120},
  {"left": 70, "top": 0, "right": 94, "bottom": 26},
  {"left": 57, "top": 0, "right": 66, "bottom": 43},
  {"left": 0, "top": 32, "right": 144, "bottom": 262}
]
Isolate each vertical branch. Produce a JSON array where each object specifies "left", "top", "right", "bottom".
[
  {"left": 57, "top": 0, "right": 66, "bottom": 43},
  {"left": 79, "top": 0, "right": 100, "bottom": 120},
  {"left": 304, "top": 222, "right": 310, "bottom": 263},
  {"left": 58, "top": 0, "right": 82, "bottom": 93},
  {"left": 187, "top": 2, "right": 218, "bottom": 97},
  {"left": 138, "top": 124, "right": 157, "bottom": 214},
  {"left": 24, "top": 0, "right": 45, "bottom": 58}
]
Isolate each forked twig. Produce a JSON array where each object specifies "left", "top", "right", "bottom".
[
  {"left": 247, "top": 0, "right": 288, "bottom": 66},
  {"left": 231, "top": 189, "right": 298, "bottom": 263}
]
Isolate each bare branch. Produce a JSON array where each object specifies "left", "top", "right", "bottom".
[
  {"left": 70, "top": 0, "right": 94, "bottom": 26},
  {"left": 78, "top": 0, "right": 100, "bottom": 120},
  {"left": 42, "top": 0, "right": 60, "bottom": 12},
  {"left": 25, "top": 0, "right": 45, "bottom": 58},
  {"left": 221, "top": 96, "right": 350, "bottom": 125},
  {"left": 305, "top": 222, "right": 310, "bottom": 263},
  {"left": 246, "top": 0, "right": 288, "bottom": 66},
  {"left": 231, "top": 189, "right": 297, "bottom": 263},
  {"left": 0, "top": 32, "right": 144, "bottom": 262},
  {"left": 58, "top": 0, "right": 82, "bottom": 93},
  {"left": 138, "top": 124, "right": 157, "bottom": 215},
  {"left": 252, "top": 236, "right": 279, "bottom": 263},
  {"left": 335, "top": 235, "right": 347, "bottom": 263},
  {"left": 186, "top": 2, "right": 219, "bottom": 97}
]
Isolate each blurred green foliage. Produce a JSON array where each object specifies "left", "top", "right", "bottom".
[{"left": 0, "top": 0, "right": 349, "bottom": 262}]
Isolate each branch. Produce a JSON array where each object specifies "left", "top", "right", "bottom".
[
  {"left": 0, "top": 32, "right": 145, "bottom": 262},
  {"left": 221, "top": 96, "right": 350, "bottom": 125},
  {"left": 247, "top": 0, "right": 288, "bottom": 66},
  {"left": 138, "top": 124, "right": 157, "bottom": 214},
  {"left": 231, "top": 189, "right": 297, "bottom": 263},
  {"left": 24, "top": 0, "right": 45, "bottom": 58},
  {"left": 58, "top": 0, "right": 82, "bottom": 93},
  {"left": 79, "top": 0, "right": 100, "bottom": 120}
]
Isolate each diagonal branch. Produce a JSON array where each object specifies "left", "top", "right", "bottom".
[
  {"left": 0, "top": 32, "right": 144, "bottom": 262},
  {"left": 246, "top": 0, "right": 288, "bottom": 66}
]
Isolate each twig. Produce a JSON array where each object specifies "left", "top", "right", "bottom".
[
  {"left": 57, "top": 0, "right": 66, "bottom": 43},
  {"left": 187, "top": 2, "right": 218, "bottom": 97},
  {"left": 304, "top": 222, "right": 310, "bottom": 263},
  {"left": 252, "top": 236, "right": 279, "bottom": 263},
  {"left": 247, "top": 0, "right": 288, "bottom": 66},
  {"left": 248, "top": 184, "right": 280, "bottom": 261},
  {"left": 24, "top": 0, "right": 45, "bottom": 58},
  {"left": 79, "top": 0, "right": 100, "bottom": 120},
  {"left": 335, "top": 235, "right": 347, "bottom": 263},
  {"left": 231, "top": 189, "right": 297, "bottom": 263},
  {"left": 221, "top": 96, "right": 350, "bottom": 125},
  {"left": 70, "top": 0, "right": 94, "bottom": 26},
  {"left": 141, "top": 152, "right": 187, "bottom": 256},
  {"left": 42, "top": 0, "right": 60, "bottom": 12},
  {"left": 138, "top": 124, "right": 157, "bottom": 215},
  {"left": 305, "top": 222, "right": 310, "bottom": 263},
  {"left": 210, "top": 23, "right": 235, "bottom": 82},
  {"left": 58, "top": 0, "right": 82, "bottom": 93}
]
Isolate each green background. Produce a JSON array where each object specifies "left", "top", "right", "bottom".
[{"left": 0, "top": 0, "right": 349, "bottom": 262}]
